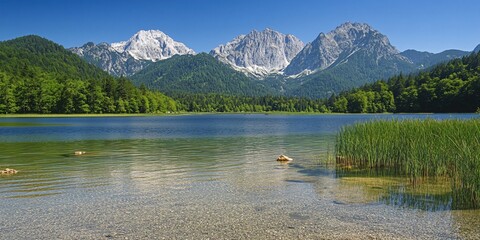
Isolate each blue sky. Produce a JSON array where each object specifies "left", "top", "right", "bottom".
[{"left": 1, "top": 0, "right": 479, "bottom": 53}]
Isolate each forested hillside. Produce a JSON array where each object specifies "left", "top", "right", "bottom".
[
  {"left": 327, "top": 52, "right": 480, "bottom": 113},
  {"left": 286, "top": 49, "right": 414, "bottom": 98},
  {"left": 130, "top": 53, "right": 273, "bottom": 96},
  {"left": 0, "top": 35, "right": 177, "bottom": 114}
]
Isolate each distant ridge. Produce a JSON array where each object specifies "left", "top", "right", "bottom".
[{"left": 400, "top": 49, "right": 470, "bottom": 69}]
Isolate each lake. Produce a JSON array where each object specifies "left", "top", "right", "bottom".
[{"left": 1, "top": 114, "right": 479, "bottom": 239}]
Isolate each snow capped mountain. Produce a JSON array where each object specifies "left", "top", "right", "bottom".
[
  {"left": 111, "top": 30, "right": 195, "bottom": 62},
  {"left": 284, "top": 22, "right": 409, "bottom": 75},
  {"left": 70, "top": 30, "right": 195, "bottom": 76},
  {"left": 210, "top": 28, "right": 304, "bottom": 78}
]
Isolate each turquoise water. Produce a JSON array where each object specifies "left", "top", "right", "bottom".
[{"left": 0, "top": 114, "right": 479, "bottom": 239}]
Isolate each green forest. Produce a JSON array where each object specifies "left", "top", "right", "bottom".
[
  {"left": 0, "top": 36, "right": 177, "bottom": 114},
  {"left": 172, "top": 93, "right": 328, "bottom": 112},
  {"left": 327, "top": 52, "right": 480, "bottom": 113}
]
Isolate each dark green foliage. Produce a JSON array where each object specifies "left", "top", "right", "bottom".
[
  {"left": 0, "top": 35, "right": 177, "bottom": 114},
  {"left": 172, "top": 93, "right": 329, "bottom": 113},
  {"left": 327, "top": 52, "right": 480, "bottom": 113},
  {"left": 131, "top": 53, "right": 272, "bottom": 96}
]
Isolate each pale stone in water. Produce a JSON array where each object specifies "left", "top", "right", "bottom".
[
  {"left": 276, "top": 154, "right": 293, "bottom": 162},
  {"left": 1, "top": 168, "right": 18, "bottom": 174}
]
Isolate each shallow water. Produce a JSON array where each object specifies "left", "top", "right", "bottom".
[{"left": 1, "top": 114, "right": 479, "bottom": 239}]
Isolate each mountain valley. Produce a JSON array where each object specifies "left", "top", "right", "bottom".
[{"left": 70, "top": 23, "right": 476, "bottom": 98}]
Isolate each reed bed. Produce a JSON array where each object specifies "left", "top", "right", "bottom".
[{"left": 335, "top": 119, "right": 480, "bottom": 209}]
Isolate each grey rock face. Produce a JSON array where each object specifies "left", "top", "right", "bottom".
[
  {"left": 70, "top": 42, "right": 148, "bottom": 77},
  {"left": 284, "top": 22, "right": 409, "bottom": 75},
  {"left": 210, "top": 28, "right": 304, "bottom": 78}
]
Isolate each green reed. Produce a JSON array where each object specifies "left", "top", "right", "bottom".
[{"left": 335, "top": 119, "right": 480, "bottom": 209}]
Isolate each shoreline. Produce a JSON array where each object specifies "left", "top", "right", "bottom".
[{"left": 1, "top": 112, "right": 472, "bottom": 118}]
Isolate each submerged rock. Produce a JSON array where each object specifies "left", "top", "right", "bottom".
[
  {"left": 1, "top": 168, "right": 18, "bottom": 175},
  {"left": 277, "top": 155, "right": 293, "bottom": 162}
]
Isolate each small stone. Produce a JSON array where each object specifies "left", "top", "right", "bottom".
[
  {"left": 1, "top": 168, "right": 18, "bottom": 175},
  {"left": 276, "top": 154, "right": 293, "bottom": 162}
]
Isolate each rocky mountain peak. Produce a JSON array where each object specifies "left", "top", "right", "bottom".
[
  {"left": 110, "top": 30, "right": 195, "bottom": 62},
  {"left": 83, "top": 42, "right": 95, "bottom": 48},
  {"left": 333, "top": 22, "right": 398, "bottom": 55},
  {"left": 284, "top": 22, "right": 406, "bottom": 75},
  {"left": 70, "top": 30, "right": 195, "bottom": 76},
  {"left": 210, "top": 28, "right": 304, "bottom": 78}
]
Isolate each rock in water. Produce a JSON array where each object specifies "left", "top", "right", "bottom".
[
  {"left": 1, "top": 168, "right": 18, "bottom": 175},
  {"left": 277, "top": 155, "right": 293, "bottom": 162}
]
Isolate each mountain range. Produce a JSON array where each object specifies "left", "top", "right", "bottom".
[{"left": 70, "top": 22, "right": 477, "bottom": 98}]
